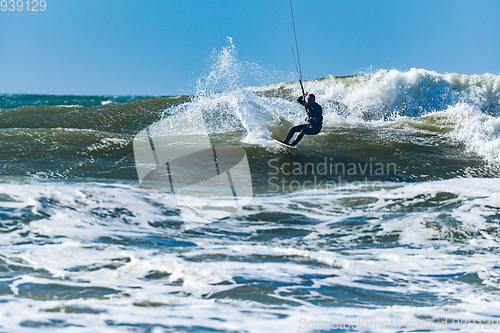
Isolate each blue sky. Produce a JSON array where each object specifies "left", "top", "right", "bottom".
[{"left": 2, "top": 0, "right": 500, "bottom": 96}]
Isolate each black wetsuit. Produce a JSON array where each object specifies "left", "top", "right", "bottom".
[{"left": 284, "top": 96, "right": 323, "bottom": 146}]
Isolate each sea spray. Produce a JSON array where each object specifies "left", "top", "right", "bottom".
[{"left": 171, "top": 37, "right": 293, "bottom": 145}]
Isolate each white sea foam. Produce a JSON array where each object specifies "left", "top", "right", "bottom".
[
  {"left": 161, "top": 44, "right": 500, "bottom": 164},
  {"left": 1, "top": 178, "right": 500, "bottom": 331},
  {"left": 446, "top": 103, "right": 500, "bottom": 164}
]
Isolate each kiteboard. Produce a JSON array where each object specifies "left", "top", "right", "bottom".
[{"left": 274, "top": 139, "right": 298, "bottom": 153}]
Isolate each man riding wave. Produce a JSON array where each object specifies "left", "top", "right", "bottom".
[{"left": 283, "top": 92, "right": 323, "bottom": 146}]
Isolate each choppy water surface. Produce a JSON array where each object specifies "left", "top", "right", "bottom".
[{"left": 2, "top": 42, "right": 500, "bottom": 332}]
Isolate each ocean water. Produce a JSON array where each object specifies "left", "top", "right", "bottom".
[{"left": 2, "top": 44, "right": 500, "bottom": 332}]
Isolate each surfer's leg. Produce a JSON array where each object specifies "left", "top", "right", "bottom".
[
  {"left": 284, "top": 125, "right": 307, "bottom": 144},
  {"left": 291, "top": 130, "right": 306, "bottom": 146},
  {"left": 291, "top": 126, "right": 321, "bottom": 146}
]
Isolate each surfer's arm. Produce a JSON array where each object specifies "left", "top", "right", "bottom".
[
  {"left": 297, "top": 92, "right": 308, "bottom": 107},
  {"left": 297, "top": 96, "right": 305, "bottom": 106},
  {"left": 298, "top": 95, "right": 311, "bottom": 120}
]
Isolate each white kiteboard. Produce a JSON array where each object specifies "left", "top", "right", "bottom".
[{"left": 273, "top": 139, "right": 298, "bottom": 153}]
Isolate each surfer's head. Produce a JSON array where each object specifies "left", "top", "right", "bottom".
[{"left": 308, "top": 94, "right": 315, "bottom": 103}]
